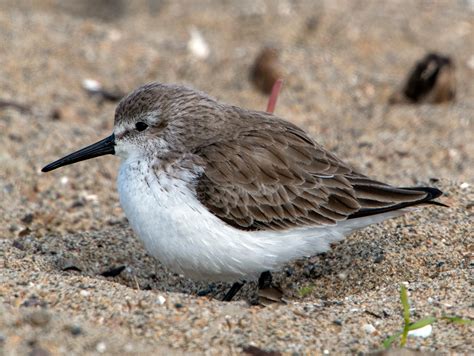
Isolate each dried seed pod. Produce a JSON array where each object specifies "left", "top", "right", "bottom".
[
  {"left": 258, "top": 287, "right": 286, "bottom": 306},
  {"left": 250, "top": 47, "right": 284, "bottom": 94},
  {"left": 390, "top": 52, "right": 456, "bottom": 104}
]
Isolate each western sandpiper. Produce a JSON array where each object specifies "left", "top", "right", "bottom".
[{"left": 42, "top": 82, "right": 445, "bottom": 300}]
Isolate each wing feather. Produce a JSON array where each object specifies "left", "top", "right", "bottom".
[{"left": 193, "top": 113, "right": 437, "bottom": 231}]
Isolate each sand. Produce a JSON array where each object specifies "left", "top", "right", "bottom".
[{"left": 0, "top": 0, "right": 473, "bottom": 354}]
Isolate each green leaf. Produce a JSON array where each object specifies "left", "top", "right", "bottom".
[
  {"left": 407, "top": 316, "right": 437, "bottom": 330},
  {"left": 441, "top": 316, "right": 474, "bottom": 325},
  {"left": 383, "top": 330, "right": 403, "bottom": 349},
  {"left": 400, "top": 285, "right": 410, "bottom": 325}
]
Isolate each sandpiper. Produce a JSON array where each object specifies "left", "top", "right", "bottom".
[{"left": 42, "top": 82, "right": 445, "bottom": 300}]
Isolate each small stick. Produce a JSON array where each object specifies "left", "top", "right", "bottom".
[
  {"left": 266, "top": 79, "right": 283, "bottom": 114},
  {"left": 82, "top": 79, "right": 124, "bottom": 102},
  {"left": 133, "top": 275, "right": 141, "bottom": 290},
  {"left": 0, "top": 99, "right": 31, "bottom": 113}
]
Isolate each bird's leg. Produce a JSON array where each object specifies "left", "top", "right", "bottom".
[
  {"left": 222, "top": 281, "right": 246, "bottom": 302},
  {"left": 257, "top": 271, "right": 284, "bottom": 305},
  {"left": 222, "top": 272, "right": 272, "bottom": 302},
  {"left": 258, "top": 271, "right": 273, "bottom": 289}
]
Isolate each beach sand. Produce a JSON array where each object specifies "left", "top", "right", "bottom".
[{"left": 0, "top": 1, "right": 472, "bottom": 354}]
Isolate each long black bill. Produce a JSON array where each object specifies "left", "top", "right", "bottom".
[{"left": 41, "top": 134, "right": 115, "bottom": 172}]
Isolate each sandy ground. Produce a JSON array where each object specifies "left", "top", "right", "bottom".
[{"left": 0, "top": 0, "right": 473, "bottom": 354}]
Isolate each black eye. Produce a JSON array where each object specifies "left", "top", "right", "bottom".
[{"left": 135, "top": 122, "right": 148, "bottom": 132}]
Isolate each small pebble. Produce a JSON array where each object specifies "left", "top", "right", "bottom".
[
  {"left": 82, "top": 79, "right": 101, "bottom": 92},
  {"left": 83, "top": 193, "right": 98, "bottom": 202},
  {"left": 50, "top": 108, "right": 62, "bottom": 120},
  {"left": 363, "top": 323, "right": 376, "bottom": 334},
  {"left": 187, "top": 28, "right": 209, "bottom": 60},
  {"left": 374, "top": 254, "right": 384, "bottom": 263},
  {"left": 337, "top": 272, "right": 347, "bottom": 280},
  {"left": 70, "top": 199, "right": 85, "bottom": 209},
  {"left": 18, "top": 228, "right": 31, "bottom": 237},
  {"left": 80, "top": 290, "right": 90, "bottom": 297},
  {"left": 197, "top": 285, "right": 214, "bottom": 297},
  {"left": 3, "top": 183, "right": 14, "bottom": 194},
  {"left": 59, "top": 258, "right": 83, "bottom": 272},
  {"left": 66, "top": 325, "right": 83, "bottom": 336},
  {"left": 96, "top": 341, "right": 107, "bottom": 353},
  {"left": 303, "top": 264, "right": 322, "bottom": 278},
  {"left": 12, "top": 239, "right": 26, "bottom": 251},
  {"left": 100, "top": 265, "right": 126, "bottom": 277},
  {"left": 21, "top": 296, "right": 45, "bottom": 308},
  {"left": 27, "top": 310, "right": 51, "bottom": 327},
  {"left": 21, "top": 213, "right": 34, "bottom": 224},
  {"left": 156, "top": 295, "right": 166, "bottom": 305}
]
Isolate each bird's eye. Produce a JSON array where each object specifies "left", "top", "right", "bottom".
[{"left": 135, "top": 122, "right": 148, "bottom": 132}]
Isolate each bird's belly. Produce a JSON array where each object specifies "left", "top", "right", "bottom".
[
  {"left": 116, "top": 160, "right": 396, "bottom": 282},
  {"left": 117, "top": 160, "right": 272, "bottom": 281}
]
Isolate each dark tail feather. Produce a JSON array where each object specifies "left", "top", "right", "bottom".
[{"left": 348, "top": 186, "right": 447, "bottom": 219}]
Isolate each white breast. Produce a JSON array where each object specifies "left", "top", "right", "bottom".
[{"left": 117, "top": 159, "right": 404, "bottom": 282}]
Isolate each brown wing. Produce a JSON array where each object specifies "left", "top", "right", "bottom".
[{"left": 194, "top": 118, "right": 434, "bottom": 231}]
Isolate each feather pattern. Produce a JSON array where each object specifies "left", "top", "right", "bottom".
[{"left": 194, "top": 110, "right": 438, "bottom": 231}]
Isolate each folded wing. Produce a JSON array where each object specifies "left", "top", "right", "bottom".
[{"left": 194, "top": 116, "right": 442, "bottom": 231}]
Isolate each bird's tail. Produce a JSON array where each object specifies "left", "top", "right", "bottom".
[{"left": 348, "top": 186, "right": 446, "bottom": 219}]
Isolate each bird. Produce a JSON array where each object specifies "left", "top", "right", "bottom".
[{"left": 42, "top": 82, "right": 445, "bottom": 301}]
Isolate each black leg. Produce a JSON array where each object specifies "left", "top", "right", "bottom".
[
  {"left": 222, "top": 281, "right": 245, "bottom": 301},
  {"left": 257, "top": 271, "right": 284, "bottom": 305},
  {"left": 258, "top": 271, "right": 272, "bottom": 289}
]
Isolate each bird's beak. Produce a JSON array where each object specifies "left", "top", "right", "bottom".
[{"left": 41, "top": 134, "right": 115, "bottom": 172}]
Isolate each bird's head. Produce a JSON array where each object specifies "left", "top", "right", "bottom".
[{"left": 42, "top": 82, "right": 228, "bottom": 172}]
